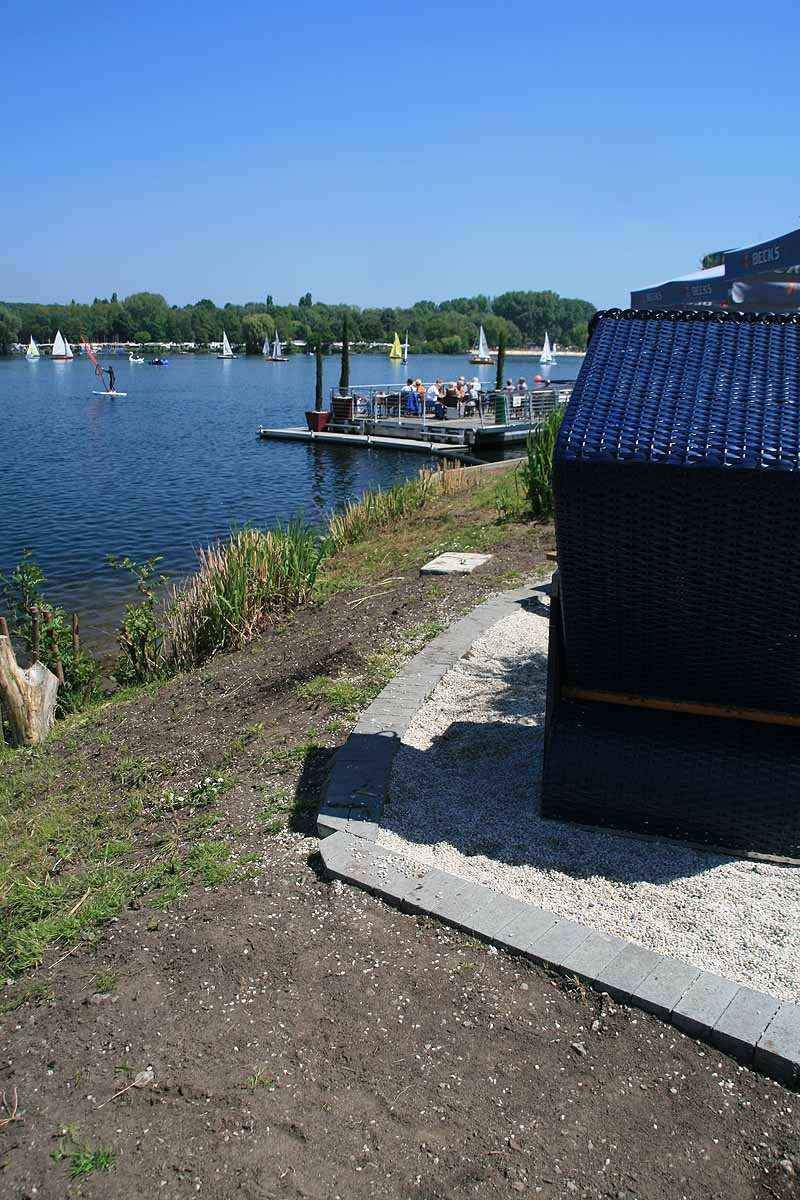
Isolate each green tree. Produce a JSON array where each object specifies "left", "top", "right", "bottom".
[
  {"left": 339, "top": 313, "right": 349, "bottom": 394},
  {"left": 0, "top": 304, "right": 20, "bottom": 354},
  {"left": 123, "top": 293, "right": 170, "bottom": 341},
  {"left": 495, "top": 328, "right": 506, "bottom": 390},
  {"left": 242, "top": 312, "right": 275, "bottom": 355},
  {"left": 315, "top": 341, "right": 324, "bottom": 411},
  {"left": 299, "top": 292, "right": 313, "bottom": 307}
]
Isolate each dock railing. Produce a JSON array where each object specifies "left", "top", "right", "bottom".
[{"left": 328, "top": 383, "right": 570, "bottom": 430}]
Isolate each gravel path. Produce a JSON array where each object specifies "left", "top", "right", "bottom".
[{"left": 378, "top": 604, "right": 800, "bottom": 1001}]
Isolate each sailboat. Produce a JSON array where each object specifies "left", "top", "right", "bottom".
[
  {"left": 389, "top": 332, "right": 403, "bottom": 361},
  {"left": 540, "top": 332, "right": 554, "bottom": 369},
  {"left": 402, "top": 331, "right": 409, "bottom": 364},
  {"left": 51, "top": 330, "right": 74, "bottom": 360},
  {"left": 268, "top": 328, "right": 287, "bottom": 360},
  {"left": 469, "top": 325, "right": 493, "bottom": 364},
  {"left": 25, "top": 336, "right": 40, "bottom": 361},
  {"left": 217, "top": 331, "right": 237, "bottom": 359}
]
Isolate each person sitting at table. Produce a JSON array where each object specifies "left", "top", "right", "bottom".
[
  {"left": 424, "top": 380, "right": 443, "bottom": 416},
  {"left": 504, "top": 378, "right": 515, "bottom": 392},
  {"left": 401, "top": 378, "right": 417, "bottom": 414},
  {"left": 517, "top": 376, "right": 528, "bottom": 394}
]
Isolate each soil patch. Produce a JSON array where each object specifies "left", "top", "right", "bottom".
[{"left": 1, "top": 493, "right": 798, "bottom": 1198}]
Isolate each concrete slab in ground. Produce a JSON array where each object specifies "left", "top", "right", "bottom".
[{"left": 420, "top": 552, "right": 492, "bottom": 575}]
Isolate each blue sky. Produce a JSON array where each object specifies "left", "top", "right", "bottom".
[{"left": 3, "top": 0, "right": 799, "bottom": 310}]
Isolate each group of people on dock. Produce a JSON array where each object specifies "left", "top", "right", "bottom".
[
  {"left": 400, "top": 374, "right": 532, "bottom": 418},
  {"left": 401, "top": 376, "right": 481, "bottom": 419}
]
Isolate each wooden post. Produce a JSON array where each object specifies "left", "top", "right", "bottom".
[
  {"left": 0, "top": 629, "right": 59, "bottom": 746},
  {"left": 31, "top": 607, "right": 40, "bottom": 663},
  {"left": 42, "top": 610, "right": 64, "bottom": 684}
]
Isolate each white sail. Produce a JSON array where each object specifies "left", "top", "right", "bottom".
[
  {"left": 63, "top": 335, "right": 74, "bottom": 359},
  {"left": 52, "top": 330, "right": 68, "bottom": 357},
  {"left": 540, "top": 332, "right": 553, "bottom": 365},
  {"left": 402, "top": 330, "right": 409, "bottom": 363},
  {"left": 272, "top": 330, "right": 282, "bottom": 359},
  {"left": 477, "top": 326, "right": 490, "bottom": 359},
  {"left": 262, "top": 334, "right": 270, "bottom": 356},
  {"left": 222, "top": 331, "right": 233, "bottom": 357},
  {"left": 26, "top": 336, "right": 40, "bottom": 360}
]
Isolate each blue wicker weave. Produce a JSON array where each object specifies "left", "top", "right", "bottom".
[{"left": 542, "top": 309, "right": 800, "bottom": 860}]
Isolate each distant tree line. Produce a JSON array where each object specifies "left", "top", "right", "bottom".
[{"left": 0, "top": 289, "right": 595, "bottom": 356}]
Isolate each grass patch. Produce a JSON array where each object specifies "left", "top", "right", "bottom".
[
  {"left": 245, "top": 1065, "right": 274, "bottom": 1091},
  {"left": 297, "top": 674, "right": 380, "bottom": 717},
  {"left": 51, "top": 1129, "right": 117, "bottom": 1179},
  {"left": 257, "top": 788, "right": 293, "bottom": 834}
]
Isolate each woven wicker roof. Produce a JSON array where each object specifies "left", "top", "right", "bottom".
[{"left": 560, "top": 310, "right": 800, "bottom": 470}]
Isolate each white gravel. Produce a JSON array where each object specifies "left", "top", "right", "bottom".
[{"left": 377, "top": 605, "right": 800, "bottom": 1001}]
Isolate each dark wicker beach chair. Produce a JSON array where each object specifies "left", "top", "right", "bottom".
[{"left": 542, "top": 309, "right": 800, "bottom": 860}]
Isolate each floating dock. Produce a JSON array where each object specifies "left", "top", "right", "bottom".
[
  {"left": 256, "top": 426, "right": 474, "bottom": 459},
  {"left": 257, "top": 383, "right": 574, "bottom": 462}
]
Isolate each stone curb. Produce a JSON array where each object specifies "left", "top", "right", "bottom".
[{"left": 315, "top": 582, "right": 800, "bottom": 1090}]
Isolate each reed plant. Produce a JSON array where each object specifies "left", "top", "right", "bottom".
[
  {"left": 168, "top": 519, "right": 325, "bottom": 669},
  {"left": 518, "top": 406, "right": 564, "bottom": 519}
]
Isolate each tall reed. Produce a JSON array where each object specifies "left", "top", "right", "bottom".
[
  {"left": 168, "top": 519, "right": 324, "bottom": 669},
  {"left": 518, "top": 407, "right": 564, "bottom": 519}
]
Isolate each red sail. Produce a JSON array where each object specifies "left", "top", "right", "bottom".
[{"left": 81, "top": 337, "right": 105, "bottom": 387}]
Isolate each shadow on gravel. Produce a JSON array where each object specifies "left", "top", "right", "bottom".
[{"left": 382, "top": 721, "right": 731, "bottom": 884}]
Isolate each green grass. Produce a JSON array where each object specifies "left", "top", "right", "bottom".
[
  {"left": 245, "top": 1065, "right": 274, "bottom": 1091},
  {"left": 296, "top": 674, "right": 380, "bottom": 716},
  {"left": 257, "top": 788, "right": 293, "bottom": 834},
  {"left": 51, "top": 1130, "right": 117, "bottom": 1179}
]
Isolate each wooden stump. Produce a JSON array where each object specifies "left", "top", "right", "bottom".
[{"left": 0, "top": 634, "right": 60, "bottom": 746}]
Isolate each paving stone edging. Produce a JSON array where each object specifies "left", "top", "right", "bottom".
[{"left": 316, "top": 581, "right": 800, "bottom": 1089}]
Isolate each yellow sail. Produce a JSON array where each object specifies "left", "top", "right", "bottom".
[{"left": 389, "top": 332, "right": 402, "bottom": 360}]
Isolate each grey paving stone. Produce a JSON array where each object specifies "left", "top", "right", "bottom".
[
  {"left": 632, "top": 957, "right": 701, "bottom": 1022},
  {"left": 401, "top": 869, "right": 470, "bottom": 916},
  {"left": 316, "top": 809, "right": 352, "bottom": 837},
  {"left": 345, "top": 818, "right": 377, "bottom": 841},
  {"left": 555, "top": 930, "right": 628, "bottom": 984},
  {"left": 754, "top": 1003, "right": 800, "bottom": 1086},
  {"left": 671, "top": 972, "right": 741, "bottom": 1041},
  {"left": 491, "top": 905, "right": 558, "bottom": 957},
  {"left": 423, "top": 879, "right": 492, "bottom": 928},
  {"left": 465, "top": 891, "right": 530, "bottom": 946},
  {"left": 525, "top": 918, "right": 593, "bottom": 968},
  {"left": 711, "top": 987, "right": 782, "bottom": 1066},
  {"left": 319, "top": 833, "right": 428, "bottom": 905},
  {"left": 594, "top": 942, "right": 665, "bottom": 1005}
]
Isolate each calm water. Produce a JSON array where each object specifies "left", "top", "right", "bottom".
[{"left": 0, "top": 352, "right": 583, "bottom": 642}]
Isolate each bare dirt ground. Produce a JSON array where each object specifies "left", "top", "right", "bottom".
[{"left": 2, "top": 505, "right": 798, "bottom": 1199}]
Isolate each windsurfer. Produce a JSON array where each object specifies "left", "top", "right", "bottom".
[{"left": 105, "top": 366, "right": 116, "bottom": 393}]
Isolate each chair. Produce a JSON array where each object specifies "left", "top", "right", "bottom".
[{"left": 542, "top": 308, "right": 800, "bottom": 860}]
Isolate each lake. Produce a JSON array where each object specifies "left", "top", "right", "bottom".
[{"left": 0, "top": 351, "right": 583, "bottom": 643}]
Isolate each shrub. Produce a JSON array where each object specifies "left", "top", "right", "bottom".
[
  {"left": 518, "top": 407, "right": 564, "bottom": 519},
  {"left": 0, "top": 550, "right": 99, "bottom": 715},
  {"left": 107, "top": 555, "right": 169, "bottom": 685}
]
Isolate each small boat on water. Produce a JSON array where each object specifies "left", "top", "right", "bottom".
[
  {"left": 25, "top": 336, "right": 40, "bottom": 361},
  {"left": 540, "top": 332, "right": 555, "bottom": 370},
  {"left": 217, "top": 331, "right": 237, "bottom": 360},
  {"left": 51, "top": 330, "right": 74, "bottom": 360},
  {"left": 469, "top": 325, "right": 493, "bottom": 364},
  {"left": 402, "top": 331, "right": 409, "bottom": 364},
  {"left": 149, "top": 358, "right": 169, "bottom": 366},
  {"left": 264, "top": 329, "right": 286, "bottom": 361},
  {"left": 389, "top": 332, "right": 403, "bottom": 361},
  {"left": 129, "top": 352, "right": 145, "bottom": 363}
]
